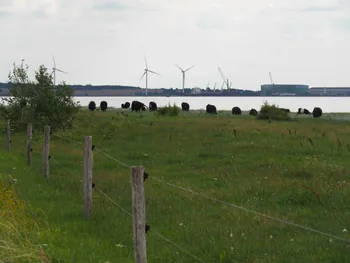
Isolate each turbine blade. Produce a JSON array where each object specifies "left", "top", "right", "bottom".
[
  {"left": 140, "top": 71, "right": 147, "bottom": 80},
  {"left": 52, "top": 54, "right": 56, "bottom": 67},
  {"left": 56, "top": 68, "right": 68, "bottom": 74},
  {"left": 175, "top": 64, "right": 183, "bottom": 71},
  {"left": 184, "top": 65, "right": 195, "bottom": 72},
  {"left": 148, "top": 70, "right": 160, "bottom": 75},
  {"left": 144, "top": 56, "right": 148, "bottom": 69}
]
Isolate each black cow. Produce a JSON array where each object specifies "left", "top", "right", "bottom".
[
  {"left": 100, "top": 101, "right": 108, "bottom": 111},
  {"left": 181, "top": 102, "right": 190, "bottom": 111},
  {"left": 88, "top": 101, "right": 96, "bottom": 111},
  {"left": 249, "top": 108, "right": 258, "bottom": 116},
  {"left": 232, "top": 107, "right": 242, "bottom": 115},
  {"left": 206, "top": 104, "right": 217, "bottom": 114},
  {"left": 131, "top": 100, "right": 148, "bottom": 112},
  {"left": 121, "top": 102, "right": 130, "bottom": 109},
  {"left": 312, "top": 107, "right": 322, "bottom": 118},
  {"left": 297, "top": 108, "right": 311, "bottom": 115},
  {"left": 149, "top": 101, "right": 157, "bottom": 111}
]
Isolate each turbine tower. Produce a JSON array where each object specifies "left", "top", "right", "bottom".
[
  {"left": 175, "top": 64, "right": 195, "bottom": 94},
  {"left": 50, "top": 55, "right": 67, "bottom": 88},
  {"left": 140, "top": 56, "right": 160, "bottom": 96}
]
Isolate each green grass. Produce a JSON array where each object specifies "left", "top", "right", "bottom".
[{"left": 1, "top": 110, "right": 350, "bottom": 262}]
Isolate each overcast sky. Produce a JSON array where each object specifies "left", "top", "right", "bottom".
[{"left": 1, "top": 0, "right": 350, "bottom": 91}]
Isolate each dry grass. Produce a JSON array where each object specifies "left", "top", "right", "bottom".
[{"left": 0, "top": 176, "right": 49, "bottom": 263}]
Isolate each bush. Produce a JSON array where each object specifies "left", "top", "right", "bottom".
[
  {"left": 257, "top": 101, "right": 291, "bottom": 121},
  {"left": 0, "top": 62, "right": 80, "bottom": 132},
  {"left": 312, "top": 107, "right": 322, "bottom": 118},
  {"left": 157, "top": 103, "right": 180, "bottom": 116}
]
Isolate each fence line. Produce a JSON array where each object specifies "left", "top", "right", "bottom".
[
  {"left": 38, "top": 130, "right": 350, "bottom": 244},
  {"left": 2, "top": 122, "right": 350, "bottom": 263},
  {"left": 2, "top": 124, "right": 206, "bottom": 263}
]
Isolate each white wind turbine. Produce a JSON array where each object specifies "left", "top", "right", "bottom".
[
  {"left": 140, "top": 56, "right": 160, "bottom": 96},
  {"left": 50, "top": 55, "right": 67, "bottom": 88},
  {"left": 175, "top": 64, "right": 195, "bottom": 94}
]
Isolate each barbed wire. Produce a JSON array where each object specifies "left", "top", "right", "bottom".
[
  {"left": 37, "top": 148, "right": 205, "bottom": 262},
  {"left": 7, "top": 132, "right": 350, "bottom": 250},
  {"left": 151, "top": 177, "right": 350, "bottom": 244},
  {"left": 52, "top": 132, "right": 130, "bottom": 168},
  {"left": 93, "top": 148, "right": 130, "bottom": 168},
  {"left": 41, "top": 133, "right": 350, "bottom": 244},
  {"left": 95, "top": 187, "right": 206, "bottom": 263}
]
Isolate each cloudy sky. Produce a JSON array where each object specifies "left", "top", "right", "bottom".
[{"left": 1, "top": 0, "right": 350, "bottom": 91}]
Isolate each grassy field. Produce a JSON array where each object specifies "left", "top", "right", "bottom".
[{"left": 1, "top": 109, "right": 350, "bottom": 262}]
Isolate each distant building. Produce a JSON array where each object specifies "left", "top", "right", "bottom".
[
  {"left": 192, "top": 87, "right": 201, "bottom": 94},
  {"left": 309, "top": 87, "right": 350, "bottom": 96},
  {"left": 261, "top": 84, "right": 309, "bottom": 96}
]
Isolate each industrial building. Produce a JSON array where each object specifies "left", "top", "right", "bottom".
[
  {"left": 309, "top": 87, "right": 350, "bottom": 96},
  {"left": 261, "top": 84, "right": 309, "bottom": 96}
]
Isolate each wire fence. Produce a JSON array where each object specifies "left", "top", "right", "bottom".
[{"left": 1, "top": 121, "right": 350, "bottom": 263}]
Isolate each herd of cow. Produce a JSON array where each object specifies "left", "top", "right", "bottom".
[{"left": 88, "top": 100, "right": 323, "bottom": 118}]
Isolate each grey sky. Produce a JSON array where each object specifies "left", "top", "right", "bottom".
[{"left": 1, "top": 0, "right": 350, "bottom": 91}]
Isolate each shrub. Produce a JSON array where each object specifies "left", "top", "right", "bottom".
[
  {"left": 100, "top": 101, "right": 108, "bottom": 111},
  {"left": 88, "top": 101, "right": 96, "bottom": 111},
  {"left": 157, "top": 103, "right": 180, "bottom": 116},
  {"left": 257, "top": 101, "right": 291, "bottom": 121},
  {"left": 0, "top": 62, "right": 80, "bottom": 132},
  {"left": 312, "top": 107, "right": 322, "bottom": 118}
]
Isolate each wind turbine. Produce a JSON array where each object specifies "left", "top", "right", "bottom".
[
  {"left": 175, "top": 64, "right": 195, "bottom": 94},
  {"left": 50, "top": 55, "right": 67, "bottom": 88},
  {"left": 140, "top": 56, "right": 160, "bottom": 96}
]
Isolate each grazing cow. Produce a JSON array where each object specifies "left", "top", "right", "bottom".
[
  {"left": 249, "top": 108, "right": 258, "bottom": 116},
  {"left": 312, "top": 107, "right": 322, "bottom": 118},
  {"left": 100, "top": 101, "right": 108, "bottom": 111},
  {"left": 279, "top": 108, "right": 290, "bottom": 113},
  {"left": 181, "top": 102, "right": 190, "bottom": 111},
  {"left": 131, "top": 100, "right": 148, "bottom": 112},
  {"left": 121, "top": 102, "right": 131, "bottom": 109},
  {"left": 232, "top": 106, "right": 242, "bottom": 115},
  {"left": 149, "top": 101, "right": 157, "bottom": 111},
  {"left": 206, "top": 104, "right": 217, "bottom": 114},
  {"left": 297, "top": 108, "right": 311, "bottom": 115},
  {"left": 88, "top": 101, "right": 96, "bottom": 111}
]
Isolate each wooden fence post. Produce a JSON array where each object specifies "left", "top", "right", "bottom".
[
  {"left": 83, "top": 136, "right": 93, "bottom": 219},
  {"left": 6, "top": 120, "right": 10, "bottom": 152},
  {"left": 27, "top": 123, "right": 32, "bottom": 166},
  {"left": 131, "top": 166, "right": 147, "bottom": 263},
  {"left": 43, "top": 126, "right": 50, "bottom": 178}
]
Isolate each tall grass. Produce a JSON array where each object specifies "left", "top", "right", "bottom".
[{"left": 0, "top": 175, "right": 49, "bottom": 263}]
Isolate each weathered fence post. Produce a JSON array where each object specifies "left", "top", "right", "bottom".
[
  {"left": 83, "top": 136, "right": 93, "bottom": 219},
  {"left": 131, "top": 166, "right": 147, "bottom": 263},
  {"left": 6, "top": 120, "right": 10, "bottom": 152},
  {"left": 27, "top": 123, "right": 32, "bottom": 166},
  {"left": 43, "top": 126, "right": 50, "bottom": 178}
]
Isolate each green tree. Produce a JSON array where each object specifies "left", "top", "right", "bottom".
[{"left": 0, "top": 62, "right": 80, "bottom": 132}]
